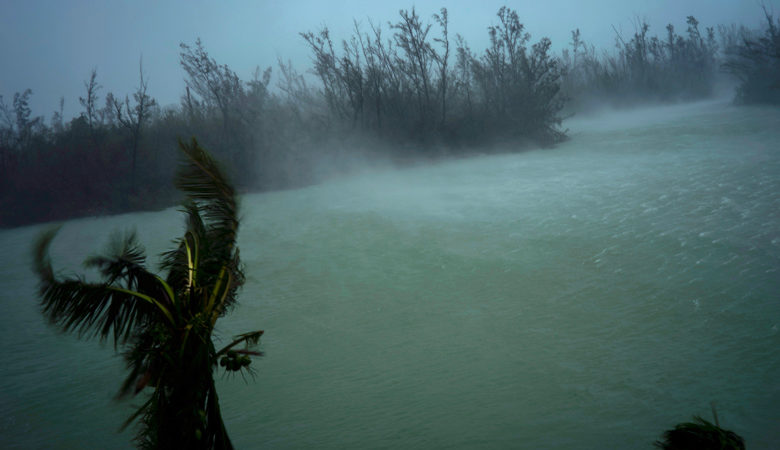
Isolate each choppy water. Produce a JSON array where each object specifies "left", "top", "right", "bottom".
[{"left": 1, "top": 99, "right": 779, "bottom": 448}]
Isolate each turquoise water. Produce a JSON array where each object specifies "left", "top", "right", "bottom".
[{"left": 1, "top": 100, "right": 778, "bottom": 448}]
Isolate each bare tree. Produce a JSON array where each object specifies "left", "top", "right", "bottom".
[
  {"left": 51, "top": 96, "right": 65, "bottom": 134},
  {"left": 454, "top": 34, "right": 475, "bottom": 119},
  {"left": 277, "top": 58, "right": 315, "bottom": 125},
  {"left": 79, "top": 69, "right": 101, "bottom": 134},
  {"left": 301, "top": 27, "right": 350, "bottom": 123},
  {"left": 0, "top": 89, "right": 44, "bottom": 176},
  {"left": 341, "top": 28, "right": 365, "bottom": 127},
  {"left": 432, "top": 8, "right": 450, "bottom": 126},
  {"left": 179, "top": 38, "right": 265, "bottom": 179},
  {"left": 392, "top": 8, "right": 435, "bottom": 126},
  {"left": 179, "top": 39, "right": 243, "bottom": 136},
  {"left": 112, "top": 58, "right": 157, "bottom": 190},
  {"left": 0, "top": 94, "right": 14, "bottom": 175}
]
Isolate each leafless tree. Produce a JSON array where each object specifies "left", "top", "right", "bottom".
[
  {"left": 392, "top": 8, "right": 435, "bottom": 126},
  {"left": 112, "top": 58, "right": 157, "bottom": 190},
  {"left": 432, "top": 8, "right": 450, "bottom": 126},
  {"left": 79, "top": 69, "right": 101, "bottom": 134}
]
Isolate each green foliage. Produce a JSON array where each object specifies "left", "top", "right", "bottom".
[
  {"left": 654, "top": 416, "right": 745, "bottom": 450},
  {"left": 33, "top": 139, "right": 263, "bottom": 449}
]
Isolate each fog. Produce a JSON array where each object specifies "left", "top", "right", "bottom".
[{"left": 3, "top": 1, "right": 779, "bottom": 227}]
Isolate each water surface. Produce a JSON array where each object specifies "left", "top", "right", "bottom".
[{"left": 1, "top": 99, "right": 778, "bottom": 448}]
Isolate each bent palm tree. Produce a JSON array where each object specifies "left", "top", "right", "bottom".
[{"left": 33, "top": 138, "right": 262, "bottom": 449}]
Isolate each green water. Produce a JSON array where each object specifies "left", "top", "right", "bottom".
[{"left": 1, "top": 100, "right": 778, "bottom": 448}]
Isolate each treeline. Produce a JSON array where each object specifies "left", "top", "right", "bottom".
[
  {"left": 1, "top": 6, "right": 778, "bottom": 228},
  {"left": 301, "top": 6, "right": 566, "bottom": 148},
  {"left": 561, "top": 16, "right": 719, "bottom": 107},
  {"left": 559, "top": 8, "right": 780, "bottom": 108}
]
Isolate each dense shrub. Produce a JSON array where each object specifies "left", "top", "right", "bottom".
[
  {"left": 301, "top": 7, "right": 566, "bottom": 147},
  {"left": 722, "top": 8, "right": 780, "bottom": 104},
  {"left": 561, "top": 16, "right": 719, "bottom": 107}
]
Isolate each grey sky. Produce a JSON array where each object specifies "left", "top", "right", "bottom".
[{"left": 1, "top": 0, "right": 775, "bottom": 120}]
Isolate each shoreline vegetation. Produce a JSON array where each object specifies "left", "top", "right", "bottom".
[{"left": 2, "top": 5, "right": 779, "bottom": 229}]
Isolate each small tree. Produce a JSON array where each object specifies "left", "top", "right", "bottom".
[
  {"left": 471, "top": 7, "right": 566, "bottom": 144},
  {"left": 179, "top": 39, "right": 246, "bottom": 139},
  {"left": 51, "top": 96, "right": 65, "bottom": 134},
  {"left": 179, "top": 39, "right": 269, "bottom": 184},
  {"left": 432, "top": 8, "right": 450, "bottom": 127},
  {"left": 79, "top": 69, "right": 102, "bottom": 135},
  {"left": 112, "top": 58, "right": 158, "bottom": 191},
  {"left": 392, "top": 7, "right": 436, "bottom": 131},
  {"left": 301, "top": 27, "right": 351, "bottom": 124},
  {"left": 33, "top": 138, "right": 263, "bottom": 449}
]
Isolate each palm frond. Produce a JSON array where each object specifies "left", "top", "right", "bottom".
[
  {"left": 83, "top": 231, "right": 174, "bottom": 310},
  {"left": 215, "top": 330, "right": 264, "bottom": 356},
  {"left": 34, "top": 228, "right": 173, "bottom": 346},
  {"left": 161, "top": 201, "right": 204, "bottom": 293},
  {"left": 83, "top": 230, "right": 147, "bottom": 282},
  {"left": 173, "top": 138, "right": 245, "bottom": 313},
  {"left": 654, "top": 416, "right": 745, "bottom": 450},
  {"left": 175, "top": 138, "right": 239, "bottom": 256}
]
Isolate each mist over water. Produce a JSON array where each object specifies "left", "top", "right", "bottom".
[{"left": 1, "top": 100, "right": 779, "bottom": 448}]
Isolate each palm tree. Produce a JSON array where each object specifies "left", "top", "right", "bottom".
[
  {"left": 33, "top": 138, "right": 262, "bottom": 449},
  {"left": 654, "top": 416, "right": 745, "bottom": 449}
]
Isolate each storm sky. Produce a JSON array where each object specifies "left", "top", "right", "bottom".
[{"left": 1, "top": 0, "right": 776, "bottom": 119}]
